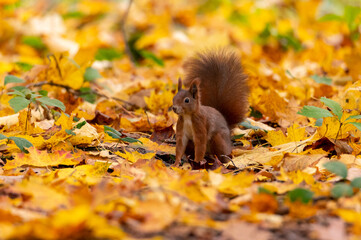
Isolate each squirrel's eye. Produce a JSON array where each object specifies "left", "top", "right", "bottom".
[{"left": 184, "top": 98, "right": 190, "bottom": 103}]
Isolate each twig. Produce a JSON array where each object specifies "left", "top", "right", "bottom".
[
  {"left": 120, "top": 0, "right": 136, "bottom": 65},
  {"left": 144, "top": 110, "right": 153, "bottom": 130},
  {"left": 25, "top": 81, "right": 137, "bottom": 108}
]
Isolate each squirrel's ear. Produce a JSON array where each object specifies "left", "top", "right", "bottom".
[
  {"left": 189, "top": 78, "right": 200, "bottom": 99},
  {"left": 177, "top": 77, "right": 182, "bottom": 91}
]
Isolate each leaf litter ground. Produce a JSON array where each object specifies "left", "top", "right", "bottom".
[{"left": 1, "top": 0, "right": 361, "bottom": 239}]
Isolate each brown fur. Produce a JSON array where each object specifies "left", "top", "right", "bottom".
[
  {"left": 171, "top": 49, "right": 248, "bottom": 167},
  {"left": 183, "top": 49, "right": 248, "bottom": 126}
]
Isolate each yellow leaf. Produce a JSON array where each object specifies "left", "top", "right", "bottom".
[
  {"left": 132, "top": 137, "right": 175, "bottom": 155},
  {"left": 316, "top": 116, "right": 354, "bottom": 139},
  {"left": 144, "top": 88, "right": 174, "bottom": 114},
  {"left": 3, "top": 147, "right": 81, "bottom": 170},
  {"left": 116, "top": 150, "right": 155, "bottom": 163},
  {"left": 265, "top": 123, "right": 307, "bottom": 146},
  {"left": 254, "top": 89, "right": 288, "bottom": 121},
  {"left": 52, "top": 205, "right": 125, "bottom": 239},
  {"left": 218, "top": 172, "right": 254, "bottom": 195},
  {"left": 287, "top": 201, "right": 318, "bottom": 219},
  {"left": 47, "top": 54, "right": 86, "bottom": 90},
  {"left": 14, "top": 177, "right": 70, "bottom": 211},
  {"left": 55, "top": 112, "right": 73, "bottom": 130},
  {"left": 69, "top": 161, "right": 111, "bottom": 185},
  {"left": 345, "top": 51, "right": 361, "bottom": 81},
  {"left": 130, "top": 200, "right": 176, "bottom": 233}
]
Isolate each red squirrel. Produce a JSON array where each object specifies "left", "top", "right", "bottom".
[{"left": 172, "top": 49, "right": 249, "bottom": 167}]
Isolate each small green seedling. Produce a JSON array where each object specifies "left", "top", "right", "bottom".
[
  {"left": 298, "top": 97, "right": 361, "bottom": 139},
  {"left": 4, "top": 75, "right": 66, "bottom": 133}
]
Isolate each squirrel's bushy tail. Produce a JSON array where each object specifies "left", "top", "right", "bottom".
[{"left": 183, "top": 49, "right": 249, "bottom": 126}]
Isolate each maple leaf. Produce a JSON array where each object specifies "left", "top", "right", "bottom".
[
  {"left": 3, "top": 147, "right": 81, "bottom": 170},
  {"left": 116, "top": 150, "right": 155, "bottom": 163}
]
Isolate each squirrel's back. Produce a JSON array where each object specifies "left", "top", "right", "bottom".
[{"left": 183, "top": 49, "right": 248, "bottom": 126}]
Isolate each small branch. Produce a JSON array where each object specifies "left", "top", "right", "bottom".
[
  {"left": 120, "top": 0, "right": 136, "bottom": 65},
  {"left": 25, "top": 81, "right": 137, "bottom": 109}
]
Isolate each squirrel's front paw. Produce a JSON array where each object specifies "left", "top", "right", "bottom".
[
  {"left": 194, "top": 159, "right": 207, "bottom": 165},
  {"left": 171, "top": 162, "right": 180, "bottom": 168}
]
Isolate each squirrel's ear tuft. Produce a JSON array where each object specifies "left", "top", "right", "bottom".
[
  {"left": 178, "top": 77, "right": 182, "bottom": 91},
  {"left": 189, "top": 78, "right": 200, "bottom": 99}
]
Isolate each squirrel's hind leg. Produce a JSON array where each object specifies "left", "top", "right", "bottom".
[{"left": 210, "top": 132, "right": 232, "bottom": 163}]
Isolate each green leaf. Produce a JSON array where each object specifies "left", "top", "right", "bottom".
[
  {"left": 139, "top": 50, "right": 164, "bottom": 67},
  {"left": 288, "top": 188, "right": 314, "bottom": 204},
  {"left": 350, "top": 31, "right": 360, "bottom": 41},
  {"left": 0, "top": 134, "right": 7, "bottom": 140},
  {"left": 311, "top": 74, "right": 332, "bottom": 85},
  {"left": 38, "top": 90, "right": 48, "bottom": 97},
  {"left": 84, "top": 67, "right": 101, "bottom": 82},
  {"left": 232, "top": 134, "right": 245, "bottom": 140},
  {"left": 351, "top": 177, "right": 361, "bottom": 188},
  {"left": 258, "top": 187, "right": 273, "bottom": 195},
  {"left": 10, "top": 86, "right": 27, "bottom": 92},
  {"left": 315, "top": 118, "right": 323, "bottom": 127},
  {"left": 104, "top": 126, "right": 122, "bottom": 137},
  {"left": 62, "top": 11, "right": 85, "bottom": 19},
  {"left": 8, "top": 89, "right": 26, "bottom": 97},
  {"left": 346, "top": 115, "right": 361, "bottom": 121},
  {"left": 320, "top": 97, "right": 343, "bottom": 120},
  {"left": 297, "top": 106, "right": 333, "bottom": 119},
  {"left": 37, "top": 97, "right": 66, "bottom": 111},
  {"left": 239, "top": 120, "right": 261, "bottom": 130},
  {"left": 30, "top": 93, "right": 41, "bottom": 99},
  {"left": 344, "top": 6, "right": 361, "bottom": 31},
  {"left": 120, "top": 137, "right": 142, "bottom": 144},
  {"left": 318, "top": 14, "right": 343, "bottom": 22},
  {"left": 228, "top": 10, "right": 248, "bottom": 25},
  {"left": 9, "top": 96, "right": 30, "bottom": 113},
  {"left": 22, "top": 36, "right": 46, "bottom": 50},
  {"left": 331, "top": 183, "right": 354, "bottom": 198},
  {"left": 277, "top": 32, "right": 303, "bottom": 52},
  {"left": 80, "top": 88, "right": 97, "bottom": 103},
  {"left": 65, "top": 129, "right": 76, "bottom": 136},
  {"left": 349, "top": 122, "right": 361, "bottom": 131},
  {"left": 15, "top": 62, "right": 33, "bottom": 71},
  {"left": 249, "top": 107, "right": 262, "bottom": 119},
  {"left": 324, "top": 161, "right": 348, "bottom": 179},
  {"left": 105, "top": 131, "right": 121, "bottom": 139},
  {"left": 4, "top": 75, "right": 25, "bottom": 85},
  {"left": 8, "top": 136, "right": 33, "bottom": 153},
  {"left": 95, "top": 48, "right": 123, "bottom": 61},
  {"left": 75, "top": 121, "right": 86, "bottom": 129}
]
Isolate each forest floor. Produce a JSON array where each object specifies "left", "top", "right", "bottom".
[{"left": 1, "top": 0, "right": 361, "bottom": 239}]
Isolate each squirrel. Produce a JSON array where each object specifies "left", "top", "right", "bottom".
[{"left": 171, "top": 49, "right": 249, "bottom": 167}]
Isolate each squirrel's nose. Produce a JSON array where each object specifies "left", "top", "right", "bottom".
[{"left": 172, "top": 106, "right": 178, "bottom": 113}]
